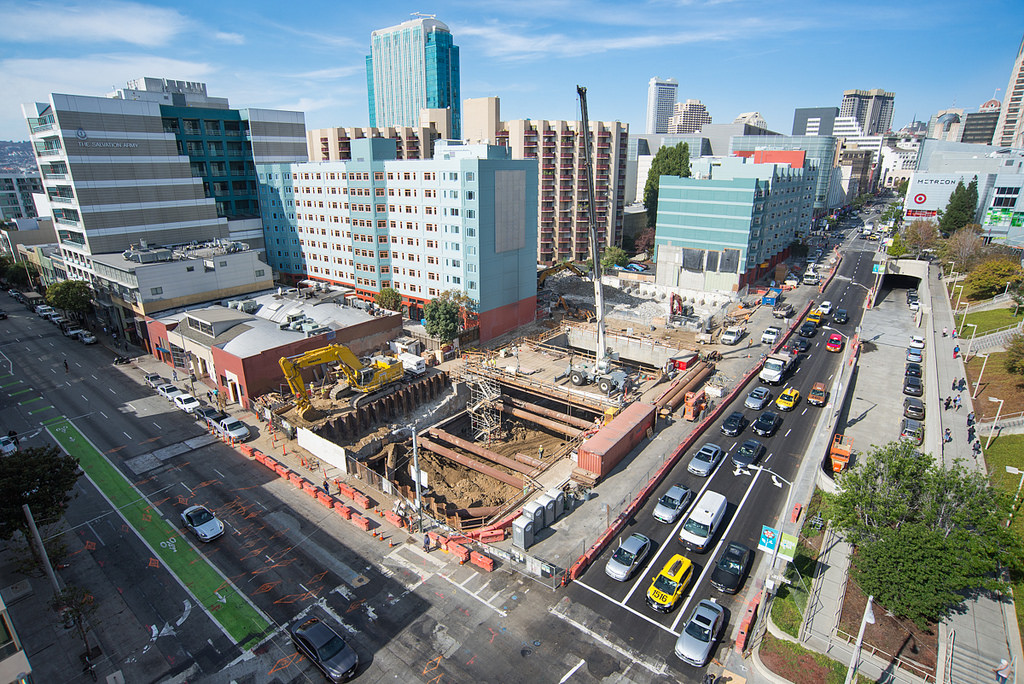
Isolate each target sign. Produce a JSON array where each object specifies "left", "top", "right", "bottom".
[{"left": 913, "top": 193, "right": 927, "bottom": 204}]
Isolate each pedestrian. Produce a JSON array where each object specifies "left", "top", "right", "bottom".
[
  {"left": 63, "top": 359, "right": 69, "bottom": 373},
  {"left": 952, "top": 328, "right": 957, "bottom": 339},
  {"left": 968, "top": 426, "right": 976, "bottom": 443},
  {"left": 942, "top": 326, "right": 948, "bottom": 337},
  {"left": 959, "top": 378, "right": 967, "bottom": 392},
  {"left": 953, "top": 345, "right": 960, "bottom": 359},
  {"left": 172, "top": 369, "right": 178, "bottom": 382},
  {"left": 945, "top": 396, "right": 952, "bottom": 410},
  {"left": 968, "top": 411, "right": 976, "bottom": 426},
  {"left": 423, "top": 534, "right": 431, "bottom": 552},
  {"left": 952, "top": 379, "right": 957, "bottom": 392},
  {"left": 322, "top": 478, "right": 330, "bottom": 495},
  {"left": 974, "top": 441, "right": 983, "bottom": 457},
  {"left": 955, "top": 395, "right": 962, "bottom": 411},
  {"left": 207, "top": 390, "right": 213, "bottom": 402},
  {"left": 944, "top": 428, "right": 952, "bottom": 443},
  {"left": 993, "top": 658, "right": 1013, "bottom": 684}
]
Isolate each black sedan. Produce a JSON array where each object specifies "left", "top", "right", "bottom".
[
  {"left": 720, "top": 411, "right": 747, "bottom": 437},
  {"left": 905, "top": 362, "right": 922, "bottom": 378},
  {"left": 751, "top": 411, "right": 780, "bottom": 437},
  {"left": 290, "top": 617, "right": 359, "bottom": 682},
  {"left": 798, "top": 321, "right": 817, "bottom": 338},
  {"left": 832, "top": 308, "right": 849, "bottom": 324},
  {"left": 710, "top": 542, "right": 754, "bottom": 594},
  {"left": 731, "top": 439, "right": 764, "bottom": 468}
]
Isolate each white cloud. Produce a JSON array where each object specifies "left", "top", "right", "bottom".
[
  {"left": 292, "top": 66, "right": 365, "bottom": 81},
  {"left": 214, "top": 31, "right": 246, "bottom": 45},
  {"left": 0, "top": 54, "right": 214, "bottom": 139},
  {"left": 2, "top": 1, "right": 189, "bottom": 46}
]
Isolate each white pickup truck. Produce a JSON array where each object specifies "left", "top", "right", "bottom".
[{"left": 759, "top": 351, "right": 796, "bottom": 385}]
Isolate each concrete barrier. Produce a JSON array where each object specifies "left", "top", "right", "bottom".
[
  {"left": 335, "top": 504, "right": 353, "bottom": 520},
  {"left": 383, "top": 511, "right": 406, "bottom": 529},
  {"left": 735, "top": 594, "right": 762, "bottom": 653},
  {"left": 470, "top": 551, "right": 494, "bottom": 572}
]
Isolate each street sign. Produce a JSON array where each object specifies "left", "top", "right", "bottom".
[
  {"left": 758, "top": 525, "right": 778, "bottom": 554},
  {"left": 779, "top": 533, "right": 798, "bottom": 562},
  {"left": 872, "top": 263, "right": 887, "bottom": 275}
]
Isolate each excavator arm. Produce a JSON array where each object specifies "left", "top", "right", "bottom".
[{"left": 279, "top": 343, "right": 405, "bottom": 419}]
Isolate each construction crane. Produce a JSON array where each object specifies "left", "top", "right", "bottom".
[{"left": 279, "top": 344, "right": 404, "bottom": 420}]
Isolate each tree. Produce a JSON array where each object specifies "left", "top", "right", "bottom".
[
  {"left": 963, "top": 258, "right": 1024, "bottom": 299},
  {"left": 634, "top": 227, "right": 655, "bottom": 256},
  {"left": 0, "top": 446, "right": 81, "bottom": 540},
  {"left": 903, "top": 220, "right": 938, "bottom": 252},
  {"left": 46, "top": 280, "right": 92, "bottom": 316},
  {"left": 1004, "top": 331, "right": 1024, "bottom": 376},
  {"left": 643, "top": 142, "right": 690, "bottom": 227},
  {"left": 824, "top": 440, "right": 1021, "bottom": 628},
  {"left": 600, "top": 246, "right": 629, "bottom": 270},
  {"left": 50, "top": 585, "right": 98, "bottom": 654},
  {"left": 887, "top": 234, "right": 909, "bottom": 258},
  {"left": 423, "top": 297, "right": 460, "bottom": 344},
  {"left": 0, "top": 256, "right": 37, "bottom": 288},
  {"left": 943, "top": 227, "right": 983, "bottom": 271},
  {"left": 939, "top": 178, "right": 978, "bottom": 236},
  {"left": 374, "top": 287, "right": 402, "bottom": 312},
  {"left": 895, "top": 178, "right": 909, "bottom": 196}
]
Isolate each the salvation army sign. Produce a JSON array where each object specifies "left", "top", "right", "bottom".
[{"left": 914, "top": 193, "right": 927, "bottom": 204}]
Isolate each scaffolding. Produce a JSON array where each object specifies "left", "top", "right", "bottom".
[{"left": 467, "top": 374, "right": 501, "bottom": 442}]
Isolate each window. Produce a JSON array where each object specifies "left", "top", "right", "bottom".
[
  {"left": 466, "top": 172, "right": 474, "bottom": 182},
  {"left": 186, "top": 266, "right": 194, "bottom": 272},
  {"left": 150, "top": 287, "right": 163, "bottom": 295}
]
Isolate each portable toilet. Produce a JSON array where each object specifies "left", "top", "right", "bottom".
[
  {"left": 522, "top": 501, "right": 546, "bottom": 531},
  {"left": 512, "top": 516, "right": 534, "bottom": 549},
  {"left": 547, "top": 488, "right": 565, "bottom": 519},
  {"left": 537, "top": 494, "right": 556, "bottom": 527}
]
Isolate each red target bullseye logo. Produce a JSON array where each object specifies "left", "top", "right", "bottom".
[{"left": 913, "top": 193, "right": 927, "bottom": 204}]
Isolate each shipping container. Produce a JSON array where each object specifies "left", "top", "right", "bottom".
[{"left": 576, "top": 402, "right": 656, "bottom": 478}]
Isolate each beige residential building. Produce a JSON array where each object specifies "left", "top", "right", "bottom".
[
  {"left": 466, "top": 99, "right": 628, "bottom": 265},
  {"left": 307, "top": 124, "right": 443, "bottom": 162}
]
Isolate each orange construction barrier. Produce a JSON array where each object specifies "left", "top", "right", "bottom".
[
  {"left": 446, "top": 542, "right": 470, "bottom": 563},
  {"left": 383, "top": 511, "right": 406, "bottom": 529},
  {"left": 335, "top": 504, "right": 353, "bottom": 520},
  {"left": 470, "top": 551, "right": 494, "bottom": 572},
  {"left": 351, "top": 515, "right": 372, "bottom": 531}
]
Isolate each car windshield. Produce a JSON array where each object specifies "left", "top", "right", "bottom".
[
  {"left": 317, "top": 634, "right": 347, "bottom": 661},
  {"left": 684, "top": 616, "right": 712, "bottom": 642},
  {"left": 653, "top": 575, "right": 678, "bottom": 594},
  {"left": 224, "top": 420, "right": 242, "bottom": 430},
  {"left": 683, "top": 518, "right": 710, "bottom": 537},
  {"left": 659, "top": 493, "right": 680, "bottom": 508},
  {"left": 189, "top": 508, "right": 213, "bottom": 525},
  {"left": 696, "top": 449, "right": 715, "bottom": 463},
  {"left": 611, "top": 547, "right": 635, "bottom": 565},
  {"left": 719, "top": 554, "right": 742, "bottom": 573}
]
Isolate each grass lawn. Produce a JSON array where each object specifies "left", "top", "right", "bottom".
[
  {"left": 759, "top": 634, "right": 873, "bottom": 684},
  {"left": 981, "top": 433, "right": 1024, "bottom": 646},
  {"left": 961, "top": 307, "right": 1024, "bottom": 337},
  {"left": 770, "top": 490, "right": 826, "bottom": 637}
]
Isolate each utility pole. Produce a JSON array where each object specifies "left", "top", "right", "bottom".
[
  {"left": 23, "top": 504, "right": 61, "bottom": 594},
  {"left": 844, "top": 594, "right": 874, "bottom": 684}
]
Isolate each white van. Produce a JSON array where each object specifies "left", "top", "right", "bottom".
[
  {"left": 678, "top": 490, "right": 728, "bottom": 552},
  {"left": 802, "top": 271, "right": 820, "bottom": 286},
  {"left": 35, "top": 305, "right": 55, "bottom": 317}
]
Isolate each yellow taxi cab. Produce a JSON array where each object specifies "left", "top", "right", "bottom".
[
  {"left": 646, "top": 554, "right": 693, "bottom": 613},
  {"left": 776, "top": 387, "right": 801, "bottom": 411},
  {"left": 806, "top": 311, "right": 823, "bottom": 327}
]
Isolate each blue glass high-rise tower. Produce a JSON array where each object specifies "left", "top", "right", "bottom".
[{"left": 366, "top": 17, "right": 461, "bottom": 139}]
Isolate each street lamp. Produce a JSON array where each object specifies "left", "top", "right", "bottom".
[
  {"left": 953, "top": 284, "right": 965, "bottom": 317},
  {"left": 1006, "top": 466, "right": 1024, "bottom": 527},
  {"left": 963, "top": 322, "right": 978, "bottom": 360},
  {"left": 391, "top": 426, "right": 423, "bottom": 533},
  {"left": 986, "top": 396, "right": 1004, "bottom": 449},
  {"left": 973, "top": 353, "right": 990, "bottom": 399}
]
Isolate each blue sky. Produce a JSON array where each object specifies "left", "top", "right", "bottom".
[{"left": 1, "top": 0, "right": 1021, "bottom": 142}]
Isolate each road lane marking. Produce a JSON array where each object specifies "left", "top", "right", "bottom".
[
  {"left": 801, "top": 408, "right": 808, "bottom": 416},
  {"left": 572, "top": 579, "right": 676, "bottom": 636},
  {"left": 560, "top": 659, "right": 586, "bottom": 683},
  {"left": 438, "top": 572, "right": 507, "bottom": 617},
  {"left": 81, "top": 395, "right": 88, "bottom": 402},
  {"left": 671, "top": 467, "right": 764, "bottom": 632},
  {"left": 785, "top": 428, "right": 792, "bottom": 437},
  {"left": 181, "top": 482, "right": 194, "bottom": 495},
  {"left": 99, "top": 411, "right": 108, "bottom": 419},
  {"left": 214, "top": 468, "right": 226, "bottom": 479},
  {"left": 123, "top": 432, "right": 132, "bottom": 440},
  {"left": 549, "top": 603, "right": 671, "bottom": 677}
]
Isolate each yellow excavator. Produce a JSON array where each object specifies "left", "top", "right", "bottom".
[
  {"left": 538, "top": 261, "right": 586, "bottom": 288},
  {"left": 279, "top": 344, "right": 404, "bottom": 420}
]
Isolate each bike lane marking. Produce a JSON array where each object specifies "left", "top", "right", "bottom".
[{"left": 48, "top": 417, "right": 273, "bottom": 649}]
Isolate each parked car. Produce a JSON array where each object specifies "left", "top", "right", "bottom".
[
  {"left": 289, "top": 617, "right": 359, "bottom": 682},
  {"left": 173, "top": 393, "right": 202, "bottom": 414},
  {"left": 731, "top": 439, "right": 764, "bottom": 468},
  {"left": 903, "top": 397, "right": 926, "bottom": 420},
  {"left": 908, "top": 299, "right": 920, "bottom": 312},
  {"left": 909, "top": 335, "right": 926, "bottom": 350},
  {"left": 687, "top": 443, "right": 724, "bottom": 478},
  {"left": 720, "top": 411, "right": 747, "bottom": 436},
  {"left": 744, "top": 387, "right": 772, "bottom": 410},
  {"left": 900, "top": 418, "right": 924, "bottom": 445},
  {"left": 904, "top": 363, "right": 923, "bottom": 378},
  {"left": 0, "top": 309, "right": 7, "bottom": 320},
  {"left": 180, "top": 504, "right": 224, "bottom": 541},
  {"left": 215, "top": 417, "right": 251, "bottom": 442},
  {"left": 646, "top": 554, "right": 693, "bottom": 613},
  {"left": 832, "top": 308, "right": 849, "bottom": 324},
  {"left": 196, "top": 407, "right": 226, "bottom": 425},
  {"left": 761, "top": 327, "right": 781, "bottom": 345},
  {"left": 775, "top": 387, "right": 800, "bottom": 411},
  {"left": 156, "top": 384, "right": 185, "bottom": 401},
  {"left": 653, "top": 484, "right": 694, "bottom": 524},
  {"left": 674, "top": 599, "right": 726, "bottom": 666},
  {"left": 0, "top": 435, "right": 17, "bottom": 456},
  {"left": 605, "top": 533, "right": 652, "bottom": 581},
  {"left": 751, "top": 411, "right": 780, "bottom": 437},
  {"left": 63, "top": 328, "right": 85, "bottom": 339},
  {"left": 79, "top": 332, "right": 97, "bottom": 344},
  {"left": 903, "top": 375, "right": 924, "bottom": 397},
  {"left": 710, "top": 542, "right": 753, "bottom": 594},
  {"left": 906, "top": 348, "right": 923, "bottom": 363},
  {"left": 144, "top": 373, "right": 166, "bottom": 388}
]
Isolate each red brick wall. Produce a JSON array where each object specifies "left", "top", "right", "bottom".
[{"left": 477, "top": 296, "right": 536, "bottom": 342}]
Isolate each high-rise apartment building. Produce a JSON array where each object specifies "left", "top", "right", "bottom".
[
  {"left": 366, "top": 17, "right": 461, "bottom": 139},
  {"left": 792, "top": 107, "right": 839, "bottom": 136},
  {"left": 307, "top": 125, "right": 443, "bottom": 162},
  {"left": 839, "top": 89, "right": 894, "bottom": 136},
  {"left": 995, "top": 35, "right": 1024, "bottom": 149},
  {"left": 960, "top": 100, "right": 1001, "bottom": 145},
  {"left": 731, "top": 135, "right": 841, "bottom": 214},
  {"left": 258, "top": 140, "right": 537, "bottom": 341},
  {"left": 668, "top": 100, "right": 712, "bottom": 134},
  {"left": 0, "top": 171, "right": 42, "bottom": 220},
  {"left": 646, "top": 77, "right": 678, "bottom": 134}
]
